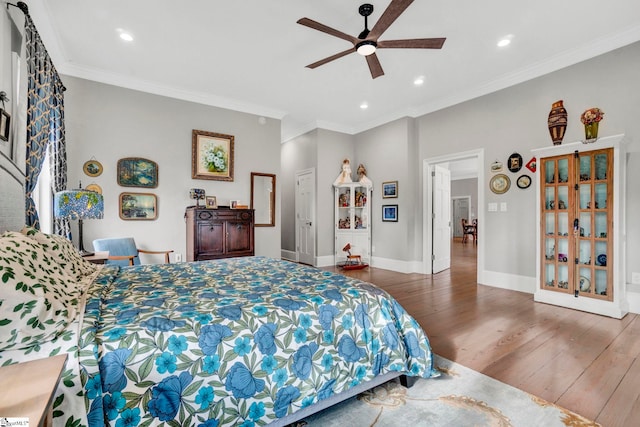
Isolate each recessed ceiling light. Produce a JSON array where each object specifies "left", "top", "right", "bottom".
[
  {"left": 120, "top": 32, "right": 134, "bottom": 42},
  {"left": 414, "top": 76, "right": 425, "bottom": 86},
  {"left": 360, "top": 102, "right": 368, "bottom": 110},
  {"left": 497, "top": 35, "right": 513, "bottom": 47}
]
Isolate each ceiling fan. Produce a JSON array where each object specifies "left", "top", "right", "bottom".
[{"left": 297, "top": 0, "right": 446, "bottom": 79}]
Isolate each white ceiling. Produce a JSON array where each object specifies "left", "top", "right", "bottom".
[{"left": 25, "top": 0, "right": 640, "bottom": 141}]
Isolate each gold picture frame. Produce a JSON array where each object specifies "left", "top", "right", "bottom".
[
  {"left": 192, "top": 129, "right": 234, "bottom": 181},
  {"left": 119, "top": 192, "right": 157, "bottom": 220},
  {"left": 83, "top": 159, "right": 103, "bottom": 177}
]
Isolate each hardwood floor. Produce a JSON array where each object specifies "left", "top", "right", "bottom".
[{"left": 324, "top": 240, "right": 639, "bottom": 427}]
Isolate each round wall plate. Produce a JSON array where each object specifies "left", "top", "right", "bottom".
[
  {"left": 83, "top": 160, "right": 103, "bottom": 177},
  {"left": 490, "top": 174, "right": 510, "bottom": 194},
  {"left": 517, "top": 175, "right": 531, "bottom": 189},
  {"left": 85, "top": 183, "right": 102, "bottom": 194}
]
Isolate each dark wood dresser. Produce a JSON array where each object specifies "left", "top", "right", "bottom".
[{"left": 185, "top": 206, "right": 254, "bottom": 261}]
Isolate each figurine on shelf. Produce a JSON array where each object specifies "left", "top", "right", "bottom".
[
  {"left": 558, "top": 200, "right": 566, "bottom": 210},
  {"left": 334, "top": 158, "right": 353, "bottom": 185},
  {"left": 355, "top": 190, "right": 366, "bottom": 207},
  {"left": 339, "top": 192, "right": 349, "bottom": 207},
  {"left": 354, "top": 215, "right": 363, "bottom": 229},
  {"left": 357, "top": 164, "right": 373, "bottom": 188}
]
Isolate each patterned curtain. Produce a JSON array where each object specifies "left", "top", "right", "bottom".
[
  {"left": 23, "top": 13, "right": 66, "bottom": 229},
  {"left": 50, "top": 82, "right": 70, "bottom": 238}
]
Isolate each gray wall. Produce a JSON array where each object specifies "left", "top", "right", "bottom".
[
  {"left": 416, "top": 41, "right": 640, "bottom": 280},
  {"left": 63, "top": 76, "right": 282, "bottom": 260}
]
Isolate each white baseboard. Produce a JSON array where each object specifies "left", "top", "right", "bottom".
[
  {"left": 371, "top": 257, "right": 424, "bottom": 274},
  {"left": 281, "top": 250, "right": 297, "bottom": 262},
  {"left": 480, "top": 270, "right": 537, "bottom": 294},
  {"left": 316, "top": 255, "right": 334, "bottom": 268}
]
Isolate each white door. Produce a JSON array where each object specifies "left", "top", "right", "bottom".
[
  {"left": 452, "top": 197, "right": 470, "bottom": 238},
  {"left": 432, "top": 165, "right": 451, "bottom": 273},
  {"left": 296, "top": 169, "right": 315, "bottom": 265}
]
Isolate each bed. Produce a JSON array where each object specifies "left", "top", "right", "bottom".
[{"left": 0, "top": 226, "right": 438, "bottom": 426}]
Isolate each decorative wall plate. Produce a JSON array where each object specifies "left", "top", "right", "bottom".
[
  {"left": 508, "top": 153, "right": 523, "bottom": 172},
  {"left": 516, "top": 175, "right": 531, "bottom": 189},
  {"left": 85, "top": 183, "right": 102, "bottom": 194},
  {"left": 83, "top": 160, "right": 103, "bottom": 177},
  {"left": 490, "top": 174, "right": 510, "bottom": 194}
]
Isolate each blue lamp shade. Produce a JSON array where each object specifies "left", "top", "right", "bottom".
[{"left": 54, "top": 190, "right": 104, "bottom": 220}]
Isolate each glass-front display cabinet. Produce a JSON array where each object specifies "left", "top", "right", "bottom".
[
  {"left": 534, "top": 135, "right": 626, "bottom": 318},
  {"left": 334, "top": 183, "right": 372, "bottom": 266}
]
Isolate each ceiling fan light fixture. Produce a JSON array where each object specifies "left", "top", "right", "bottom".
[{"left": 356, "top": 40, "right": 377, "bottom": 56}]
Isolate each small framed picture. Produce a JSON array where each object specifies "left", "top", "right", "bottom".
[
  {"left": 119, "top": 192, "right": 157, "bottom": 220},
  {"left": 382, "top": 204, "right": 398, "bottom": 222},
  {"left": 230, "top": 200, "right": 240, "bottom": 209},
  {"left": 205, "top": 196, "right": 218, "bottom": 209},
  {"left": 0, "top": 109, "right": 10, "bottom": 142},
  {"left": 83, "top": 160, "right": 103, "bottom": 177},
  {"left": 382, "top": 181, "right": 398, "bottom": 198}
]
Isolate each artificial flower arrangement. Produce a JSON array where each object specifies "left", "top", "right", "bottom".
[{"left": 580, "top": 107, "right": 604, "bottom": 125}]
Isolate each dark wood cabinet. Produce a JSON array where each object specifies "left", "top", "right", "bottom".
[{"left": 185, "top": 207, "right": 254, "bottom": 261}]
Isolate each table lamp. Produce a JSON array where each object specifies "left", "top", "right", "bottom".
[{"left": 54, "top": 186, "right": 104, "bottom": 256}]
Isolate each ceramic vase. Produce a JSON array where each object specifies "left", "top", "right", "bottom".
[{"left": 547, "top": 100, "right": 567, "bottom": 145}]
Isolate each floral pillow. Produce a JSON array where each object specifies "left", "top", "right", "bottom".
[
  {"left": 0, "top": 231, "right": 78, "bottom": 351},
  {"left": 22, "top": 226, "right": 97, "bottom": 279}
]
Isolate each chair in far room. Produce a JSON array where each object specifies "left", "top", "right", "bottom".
[
  {"left": 461, "top": 219, "right": 477, "bottom": 244},
  {"left": 93, "top": 237, "right": 173, "bottom": 266}
]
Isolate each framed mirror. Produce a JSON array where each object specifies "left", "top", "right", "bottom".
[{"left": 251, "top": 172, "right": 276, "bottom": 226}]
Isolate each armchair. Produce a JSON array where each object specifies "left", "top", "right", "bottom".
[{"left": 92, "top": 237, "right": 173, "bottom": 266}]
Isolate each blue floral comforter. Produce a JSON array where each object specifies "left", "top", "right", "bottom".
[{"left": 76, "top": 256, "right": 437, "bottom": 426}]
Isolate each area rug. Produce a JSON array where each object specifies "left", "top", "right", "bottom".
[{"left": 296, "top": 355, "right": 599, "bottom": 427}]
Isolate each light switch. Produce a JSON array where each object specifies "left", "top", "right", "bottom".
[
  {"left": 500, "top": 202, "right": 507, "bottom": 212},
  {"left": 488, "top": 203, "right": 498, "bottom": 212}
]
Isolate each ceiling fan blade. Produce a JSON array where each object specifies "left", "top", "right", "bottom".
[
  {"left": 368, "top": 0, "right": 415, "bottom": 40},
  {"left": 306, "top": 47, "right": 356, "bottom": 69},
  {"left": 366, "top": 53, "right": 384, "bottom": 79},
  {"left": 297, "top": 18, "right": 358, "bottom": 44},
  {"left": 377, "top": 38, "right": 446, "bottom": 49}
]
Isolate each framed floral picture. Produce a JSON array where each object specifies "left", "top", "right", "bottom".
[{"left": 192, "top": 129, "right": 234, "bottom": 181}]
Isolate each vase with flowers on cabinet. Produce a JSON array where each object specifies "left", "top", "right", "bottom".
[{"left": 581, "top": 107, "right": 604, "bottom": 143}]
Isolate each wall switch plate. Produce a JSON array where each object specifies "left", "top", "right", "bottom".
[
  {"left": 372, "top": 246, "right": 376, "bottom": 253},
  {"left": 632, "top": 272, "right": 640, "bottom": 285},
  {"left": 175, "top": 253, "right": 183, "bottom": 262},
  {"left": 488, "top": 203, "right": 498, "bottom": 212},
  {"left": 500, "top": 202, "right": 507, "bottom": 212}
]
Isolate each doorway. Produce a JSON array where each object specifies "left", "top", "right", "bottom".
[
  {"left": 295, "top": 168, "right": 316, "bottom": 265},
  {"left": 452, "top": 197, "right": 471, "bottom": 238},
  {"left": 423, "top": 149, "right": 484, "bottom": 283}
]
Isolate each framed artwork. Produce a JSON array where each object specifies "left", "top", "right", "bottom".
[
  {"left": 192, "top": 129, "right": 234, "bottom": 181},
  {"left": 382, "top": 204, "right": 398, "bottom": 222},
  {"left": 490, "top": 160, "right": 503, "bottom": 173},
  {"left": 382, "top": 181, "right": 398, "bottom": 198},
  {"left": 517, "top": 175, "right": 532, "bottom": 189},
  {"left": 230, "top": 200, "right": 240, "bottom": 209},
  {"left": 490, "top": 174, "right": 511, "bottom": 194},
  {"left": 117, "top": 157, "right": 158, "bottom": 188},
  {"left": 526, "top": 156, "right": 537, "bottom": 173},
  {"left": 0, "top": 109, "right": 10, "bottom": 142},
  {"left": 205, "top": 196, "right": 218, "bottom": 209},
  {"left": 83, "top": 159, "right": 103, "bottom": 177},
  {"left": 508, "top": 152, "right": 523, "bottom": 173},
  {"left": 119, "top": 192, "right": 157, "bottom": 220}
]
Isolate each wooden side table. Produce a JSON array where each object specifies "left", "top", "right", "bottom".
[
  {"left": 82, "top": 251, "right": 109, "bottom": 264},
  {"left": 0, "top": 354, "right": 67, "bottom": 426}
]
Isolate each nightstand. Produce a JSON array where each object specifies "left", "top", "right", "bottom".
[
  {"left": 0, "top": 354, "right": 67, "bottom": 426},
  {"left": 82, "top": 251, "right": 109, "bottom": 264}
]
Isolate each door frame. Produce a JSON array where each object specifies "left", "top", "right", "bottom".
[
  {"left": 295, "top": 168, "right": 316, "bottom": 265},
  {"left": 423, "top": 148, "right": 484, "bottom": 283}
]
